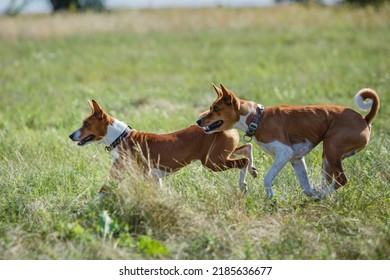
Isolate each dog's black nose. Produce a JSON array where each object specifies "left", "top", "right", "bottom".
[
  {"left": 69, "top": 132, "right": 75, "bottom": 140},
  {"left": 196, "top": 119, "right": 202, "bottom": 127}
]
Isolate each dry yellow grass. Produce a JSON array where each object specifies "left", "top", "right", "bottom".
[{"left": 1, "top": 5, "right": 389, "bottom": 40}]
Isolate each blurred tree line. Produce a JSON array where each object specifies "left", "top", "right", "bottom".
[
  {"left": 5, "top": 0, "right": 105, "bottom": 15},
  {"left": 3, "top": 0, "right": 389, "bottom": 16},
  {"left": 344, "top": 0, "right": 388, "bottom": 6},
  {"left": 48, "top": 0, "right": 387, "bottom": 10},
  {"left": 295, "top": 0, "right": 388, "bottom": 6},
  {"left": 49, "top": 0, "right": 105, "bottom": 12}
]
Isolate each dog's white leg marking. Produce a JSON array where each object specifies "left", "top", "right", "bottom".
[
  {"left": 243, "top": 143, "right": 257, "bottom": 178},
  {"left": 264, "top": 156, "right": 290, "bottom": 199},
  {"left": 321, "top": 183, "right": 335, "bottom": 197},
  {"left": 261, "top": 142, "right": 294, "bottom": 199},
  {"left": 290, "top": 157, "right": 317, "bottom": 197},
  {"left": 232, "top": 143, "right": 258, "bottom": 191},
  {"left": 239, "top": 168, "right": 248, "bottom": 191},
  {"left": 151, "top": 168, "right": 170, "bottom": 189},
  {"left": 158, "top": 177, "right": 163, "bottom": 189}
]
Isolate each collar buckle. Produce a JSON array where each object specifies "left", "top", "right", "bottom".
[
  {"left": 244, "top": 105, "right": 264, "bottom": 142},
  {"left": 247, "top": 122, "right": 258, "bottom": 134}
]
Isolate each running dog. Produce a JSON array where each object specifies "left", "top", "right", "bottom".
[
  {"left": 69, "top": 100, "right": 258, "bottom": 193},
  {"left": 197, "top": 84, "right": 379, "bottom": 200}
]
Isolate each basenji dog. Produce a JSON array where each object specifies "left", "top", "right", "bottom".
[
  {"left": 197, "top": 84, "right": 380, "bottom": 200},
  {"left": 69, "top": 100, "right": 258, "bottom": 194}
]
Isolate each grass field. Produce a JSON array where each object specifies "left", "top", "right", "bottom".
[{"left": 0, "top": 4, "right": 389, "bottom": 260}]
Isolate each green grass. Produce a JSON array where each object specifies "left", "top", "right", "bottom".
[{"left": 0, "top": 5, "right": 389, "bottom": 259}]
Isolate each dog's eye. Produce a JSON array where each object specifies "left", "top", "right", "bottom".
[
  {"left": 213, "top": 106, "right": 219, "bottom": 113},
  {"left": 84, "top": 121, "right": 89, "bottom": 127}
]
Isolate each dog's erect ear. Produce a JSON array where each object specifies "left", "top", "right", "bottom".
[
  {"left": 220, "top": 84, "right": 233, "bottom": 104},
  {"left": 220, "top": 84, "right": 240, "bottom": 110},
  {"left": 88, "top": 100, "right": 94, "bottom": 114},
  {"left": 212, "top": 83, "right": 222, "bottom": 98},
  {"left": 221, "top": 85, "right": 239, "bottom": 105},
  {"left": 90, "top": 100, "right": 104, "bottom": 119}
]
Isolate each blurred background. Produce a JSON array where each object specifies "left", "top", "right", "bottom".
[{"left": 1, "top": 0, "right": 386, "bottom": 15}]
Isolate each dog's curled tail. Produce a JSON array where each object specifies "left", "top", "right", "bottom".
[{"left": 354, "top": 88, "right": 380, "bottom": 126}]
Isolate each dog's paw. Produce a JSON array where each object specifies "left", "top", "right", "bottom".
[
  {"left": 239, "top": 182, "right": 248, "bottom": 193},
  {"left": 312, "top": 189, "right": 325, "bottom": 201},
  {"left": 250, "top": 166, "right": 258, "bottom": 178},
  {"left": 265, "top": 196, "right": 278, "bottom": 207},
  {"left": 268, "top": 196, "right": 277, "bottom": 207}
]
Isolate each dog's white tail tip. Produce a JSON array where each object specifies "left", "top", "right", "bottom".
[{"left": 355, "top": 88, "right": 374, "bottom": 111}]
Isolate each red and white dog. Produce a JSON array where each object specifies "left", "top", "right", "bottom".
[
  {"left": 197, "top": 84, "right": 380, "bottom": 200},
  {"left": 69, "top": 100, "right": 257, "bottom": 193}
]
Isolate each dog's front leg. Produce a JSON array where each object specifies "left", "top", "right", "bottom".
[
  {"left": 263, "top": 147, "right": 294, "bottom": 200},
  {"left": 109, "top": 158, "right": 125, "bottom": 181},
  {"left": 231, "top": 143, "right": 258, "bottom": 192},
  {"left": 232, "top": 143, "right": 258, "bottom": 178},
  {"left": 150, "top": 168, "right": 169, "bottom": 189},
  {"left": 157, "top": 177, "right": 163, "bottom": 189},
  {"left": 97, "top": 159, "right": 124, "bottom": 198}
]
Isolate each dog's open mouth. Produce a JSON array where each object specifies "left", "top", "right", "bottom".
[
  {"left": 78, "top": 134, "right": 95, "bottom": 146},
  {"left": 204, "top": 120, "right": 224, "bottom": 133}
]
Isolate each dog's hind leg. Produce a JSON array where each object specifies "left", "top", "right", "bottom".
[
  {"left": 320, "top": 144, "right": 349, "bottom": 197},
  {"left": 290, "top": 157, "right": 318, "bottom": 197},
  {"left": 321, "top": 152, "right": 333, "bottom": 190},
  {"left": 329, "top": 158, "right": 347, "bottom": 188},
  {"left": 230, "top": 143, "right": 258, "bottom": 192}
]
